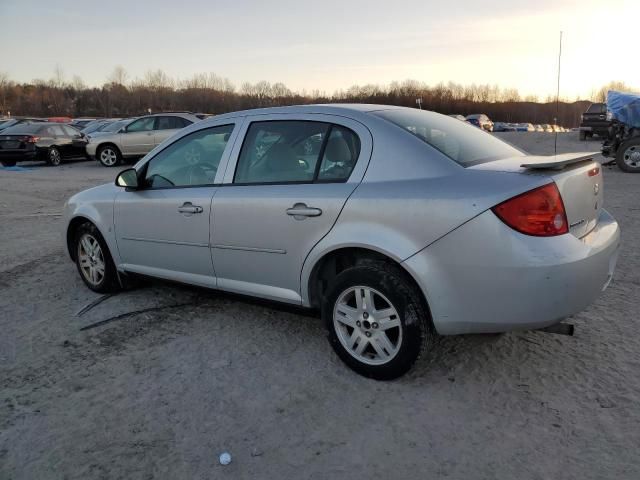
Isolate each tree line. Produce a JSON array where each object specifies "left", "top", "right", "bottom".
[{"left": 0, "top": 68, "right": 635, "bottom": 127}]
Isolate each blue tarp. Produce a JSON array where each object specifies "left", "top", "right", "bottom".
[{"left": 607, "top": 90, "right": 640, "bottom": 128}]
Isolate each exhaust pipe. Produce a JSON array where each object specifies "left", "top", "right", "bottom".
[{"left": 539, "top": 322, "right": 574, "bottom": 336}]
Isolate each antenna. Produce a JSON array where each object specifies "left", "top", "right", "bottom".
[{"left": 554, "top": 31, "right": 562, "bottom": 156}]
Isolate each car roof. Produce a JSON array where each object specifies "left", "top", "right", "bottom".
[{"left": 197, "top": 103, "right": 403, "bottom": 125}]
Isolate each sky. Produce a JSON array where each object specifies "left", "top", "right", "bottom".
[{"left": 0, "top": 0, "right": 638, "bottom": 100}]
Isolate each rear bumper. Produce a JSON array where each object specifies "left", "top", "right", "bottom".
[
  {"left": 403, "top": 209, "right": 620, "bottom": 335},
  {"left": 0, "top": 150, "right": 37, "bottom": 161}
]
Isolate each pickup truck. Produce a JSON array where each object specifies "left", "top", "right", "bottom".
[
  {"left": 579, "top": 103, "right": 611, "bottom": 140},
  {"left": 601, "top": 90, "right": 640, "bottom": 173}
]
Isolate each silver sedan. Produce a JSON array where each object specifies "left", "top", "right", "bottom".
[{"left": 63, "top": 105, "right": 620, "bottom": 379}]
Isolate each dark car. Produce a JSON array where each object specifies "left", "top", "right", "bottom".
[
  {"left": 579, "top": 103, "right": 611, "bottom": 140},
  {"left": 0, "top": 122, "right": 87, "bottom": 167},
  {"left": 70, "top": 118, "right": 98, "bottom": 130}
]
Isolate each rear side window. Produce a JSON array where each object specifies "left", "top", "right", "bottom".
[
  {"left": 234, "top": 121, "right": 360, "bottom": 184},
  {"left": 373, "top": 109, "right": 523, "bottom": 167},
  {"left": 156, "top": 116, "right": 190, "bottom": 130}
]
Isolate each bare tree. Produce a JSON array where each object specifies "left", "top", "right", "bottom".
[{"left": 108, "top": 65, "right": 128, "bottom": 86}]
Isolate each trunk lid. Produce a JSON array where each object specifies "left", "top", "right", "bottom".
[
  {"left": 470, "top": 152, "right": 603, "bottom": 238},
  {"left": 0, "top": 134, "right": 29, "bottom": 150}
]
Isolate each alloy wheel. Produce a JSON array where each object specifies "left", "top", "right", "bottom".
[
  {"left": 333, "top": 286, "right": 403, "bottom": 366},
  {"left": 623, "top": 145, "right": 640, "bottom": 168},
  {"left": 77, "top": 233, "right": 106, "bottom": 286},
  {"left": 100, "top": 148, "right": 118, "bottom": 166},
  {"left": 49, "top": 148, "right": 61, "bottom": 166}
]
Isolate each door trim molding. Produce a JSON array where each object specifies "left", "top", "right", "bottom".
[
  {"left": 212, "top": 244, "right": 286, "bottom": 254},
  {"left": 121, "top": 236, "right": 209, "bottom": 248}
]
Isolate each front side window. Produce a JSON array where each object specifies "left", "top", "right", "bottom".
[
  {"left": 49, "top": 125, "right": 66, "bottom": 137},
  {"left": 62, "top": 125, "right": 79, "bottom": 137},
  {"left": 234, "top": 121, "right": 360, "bottom": 184},
  {"left": 126, "top": 117, "right": 155, "bottom": 133},
  {"left": 373, "top": 109, "right": 523, "bottom": 167},
  {"left": 143, "top": 124, "right": 234, "bottom": 188}
]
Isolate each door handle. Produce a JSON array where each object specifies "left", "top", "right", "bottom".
[
  {"left": 286, "top": 203, "right": 322, "bottom": 219},
  {"left": 178, "top": 202, "right": 203, "bottom": 215}
]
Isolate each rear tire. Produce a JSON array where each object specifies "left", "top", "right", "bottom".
[
  {"left": 616, "top": 138, "right": 640, "bottom": 173},
  {"left": 322, "top": 260, "right": 433, "bottom": 380},
  {"left": 73, "top": 222, "right": 121, "bottom": 293},
  {"left": 47, "top": 147, "right": 62, "bottom": 166},
  {"left": 1, "top": 159, "right": 17, "bottom": 167},
  {"left": 97, "top": 145, "right": 122, "bottom": 167}
]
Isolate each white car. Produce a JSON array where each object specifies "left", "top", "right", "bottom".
[{"left": 64, "top": 104, "right": 620, "bottom": 379}]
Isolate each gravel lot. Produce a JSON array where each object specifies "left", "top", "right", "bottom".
[{"left": 1, "top": 132, "right": 639, "bottom": 479}]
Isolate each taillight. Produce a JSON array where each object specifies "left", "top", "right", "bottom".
[
  {"left": 492, "top": 183, "right": 568, "bottom": 237},
  {"left": 21, "top": 136, "right": 39, "bottom": 143}
]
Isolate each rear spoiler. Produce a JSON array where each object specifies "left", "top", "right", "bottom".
[{"left": 520, "top": 152, "right": 599, "bottom": 170}]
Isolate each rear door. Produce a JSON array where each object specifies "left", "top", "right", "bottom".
[
  {"left": 210, "top": 114, "right": 372, "bottom": 303},
  {"left": 154, "top": 116, "right": 192, "bottom": 146},
  {"left": 114, "top": 122, "right": 239, "bottom": 286},
  {"left": 120, "top": 117, "right": 156, "bottom": 156}
]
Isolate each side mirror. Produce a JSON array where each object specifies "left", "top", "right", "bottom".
[{"left": 115, "top": 168, "right": 139, "bottom": 189}]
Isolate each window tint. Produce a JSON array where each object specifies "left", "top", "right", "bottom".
[
  {"left": 144, "top": 124, "right": 234, "bottom": 188},
  {"left": 234, "top": 121, "right": 331, "bottom": 184},
  {"left": 126, "top": 117, "right": 155, "bottom": 132},
  {"left": 318, "top": 126, "right": 360, "bottom": 181},
  {"left": 156, "top": 116, "right": 190, "bottom": 130},
  {"left": 373, "top": 109, "right": 523, "bottom": 167}
]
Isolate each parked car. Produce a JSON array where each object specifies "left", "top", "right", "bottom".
[
  {"left": 0, "top": 122, "right": 87, "bottom": 166},
  {"left": 493, "top": 122, "right": 512, "bottom": 132},
  {"left": 602, "top": 90, "right": 640, "bottom": 173},
  {"left": 542, "top": 124, "right": 554, "bottom": 133},
  {"left": 86, "top": 113, "right": 199, "bottom": 166},
  {"left": 579, "top": 103, "right": 611, "bottom": 140},
  {"left": 534, "top": 124, "right": 544, "bottom": 132},
  {"left": 47, "top": 117, "right": 73, "bottom": 123},
  {"left": 0, "top": 117, "right": 43, "bottom": 132},
  {"left": 81, "top": 119, "right": 121, "bottom": 135},
  {"left": 465, "top": 114, "right": 493, "bottom": 132},
  {"left": 86, "top": 119, "right": 131, "bottom": 139},
  {"left": 70, "top": 118, "right": 98, "bottom": 130},
  {"left": 63, "top": 104, "right": 620, "bottom": 379}
]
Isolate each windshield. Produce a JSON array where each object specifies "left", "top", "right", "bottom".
[
  {"left": 103, "top": 119, "right": 129, "bottom": 132},
  {"left": 372, "top": 109, "right": 523, "bottom": 167}
]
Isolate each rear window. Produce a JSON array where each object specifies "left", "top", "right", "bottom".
[
  {"left": 587, "top": 103, "right": 606, "bottom": 114},
  {"left": 1, "top": 124, "right": 45, "bottom": 135},
  {"left": 372, "top": 109, "right": 523, "bottom": 167}
]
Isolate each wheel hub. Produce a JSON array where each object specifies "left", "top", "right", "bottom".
[{"left": 624, "top": 147, "right": 640, "bottom": 166}]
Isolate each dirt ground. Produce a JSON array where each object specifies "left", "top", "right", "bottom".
[{"left": 1, "top": 132, "right": 639, "bottom": 479}]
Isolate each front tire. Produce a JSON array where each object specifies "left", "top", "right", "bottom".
[
  {"left": 74, "top": 222, "right": 120, "bottom": 293},
  {"left": 616, "top": 138, "right": 640, "bottom": 173},
  {"left": 97, "top": 145, "right": 122, "bottom": 167},
  {"left": 322, "top": 260, "right": 433, "bottom": 380},
  {"left": 47, "top": 146, "right": 62, "bottom": 166}
]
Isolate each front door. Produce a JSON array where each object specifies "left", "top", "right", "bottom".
[
  {"left": 211, "top": 116, "right": 372, "bottom": 303},
  {"left": 114, "top": 123, "right": 238, "bottom": 287},
  {"left": 120, "top": 117, "right": 156, "bottom": 156}
]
